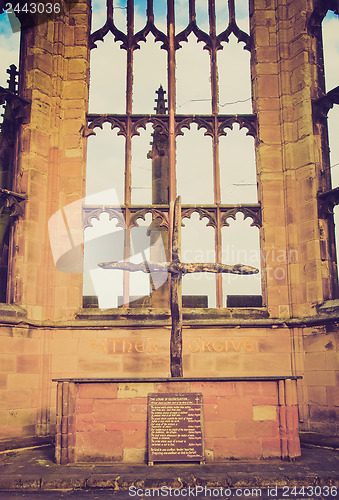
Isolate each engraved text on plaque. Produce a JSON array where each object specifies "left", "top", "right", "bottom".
[{"left": 148, "top": 393, "right": 203, "bottom": 464}]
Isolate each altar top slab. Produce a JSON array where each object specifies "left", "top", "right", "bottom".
[{"left": 52, "top": 375, "right": 302, "bottom": 383}]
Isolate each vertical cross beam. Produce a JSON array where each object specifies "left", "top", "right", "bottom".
[{"left": 170, "top": 196, "right": 183, "bottom": 377}]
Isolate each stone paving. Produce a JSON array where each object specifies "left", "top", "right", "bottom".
[{"left": 0, "top": 445, "right": 338, "bottom": 492}]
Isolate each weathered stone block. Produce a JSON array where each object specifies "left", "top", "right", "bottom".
[
  {"left": 76, "top": 429, "right": 123, "bottom": 461},
  {"left": 261, "top": 438, "right": 281, "bottom": 457},
  {"left": 304, "top": 370, "right": 336, "bottom": 387},
  {"left": 7, "top": 374, "right": 39, "bottom": 390},
  {"left": 190, "top": 381, "right": 237, "bottom": 396},
  {"left": 75, "top": 399, "right": 94, "bottom": 414},
  {"left": 214, "top": 438, "right": 262, "bottom": 459},
  {"left": 217, "top": 397, "right": 253, "bottom": 420},
  {"left": 0, "top": 355, "right": 16, "bottom": 373},
  {"left": 235, "top": 419, "right": 279, "bottom": 439},
  {"left": 326, "top": 387, "right": 339, "bottom": 407},
  {"left": 122, "top": 429, "right": 147, "bottom": 449},
  {"left": 0, "top": 375, "right": 7, "bottom": 390},
  {"left": 253, "top": 405, "right": 277, "bottom": 421},
  {"left": 94, "top": 400, "right": 131, "bottom": 422},
  {"left": 257, "top": 75, "right": 280, "bottom": 97},
  {"left": 204, "top": 420, "right": 236, "bottom": 438},
  {"left": 255, "top": 26, "right": 270, "bottom": 45},
  {"left": 252, "top": 395, "right": 279, "bottom": 405},
  {"left": 123, "top": 448, "right": 146, "bottom": 463},
  {"left": 16, "top": 355, "right": 40, "bottom": 374},
  {"left": 63, "top": 81, "right": 87, "bottom": 99}
]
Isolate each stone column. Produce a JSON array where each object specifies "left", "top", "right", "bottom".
[
  {"left": 251, "top": 0, "right": 336, "bottom": 318},
  {"left": 11, "top": 0, "right": 90, "bottom": 320}
]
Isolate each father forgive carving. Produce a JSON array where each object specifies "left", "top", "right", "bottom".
[{"left": 99, "top": 196, "right": 259, "bottom": 377}]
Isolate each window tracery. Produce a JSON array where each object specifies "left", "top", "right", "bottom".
[
  {"left": 83, "top": 0, "right": 261, "bottom": 309},
  {"left": 0, "top": 25, "right": 27, "bottom": 302},
  {"left": 310, "top": 2, "right": 339, "bottom": 291}
]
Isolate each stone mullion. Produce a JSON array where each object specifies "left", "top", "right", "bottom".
[
  {"left": 126, "top": 0, "right": 134, "bottom": 117},
  {"left": 168, "top": 0, "right": 176, "bottom": 261},
  {"left": 125, "top": 0, "right": 133, "bottom": 205},
  {"left": 123, "top": 0, "right": 134, "bottom": 306},
  {"left": 209, "top": 0, "right": 222, "bottom": 306},
  {"left": 123, "top": 118, "right": 132, "bottom": 306},
  {"left": 213, "top": 119, "right": 222, "bottom": 305},
  {"left": 215, "top": 207, "right": 223, "bottom": 307},
  {"left": 122, "top": 207, "right": 131, "bottom": 307},
  {"left": 209, "top": 0, "right": 218, "bottom": 117},
  {"left": 211, "top": 116, "right": 222, "bottom": 304}
]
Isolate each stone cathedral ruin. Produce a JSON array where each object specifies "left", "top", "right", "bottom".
[{"left": 0, "top": 0, "right": 338, "bottom": 463}]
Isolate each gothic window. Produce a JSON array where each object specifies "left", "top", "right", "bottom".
[
  {"left": 83, "top": 0, "right": 261, "bottom": 309},
  {"left": 322, "top": 10, "right": 339, "bottom": 277},
  {"left": 0, "top": 12, "right": 24, "bottom": 302},
  {"left": 321, "top": 8, "right": 339, "bottom": 186},
  {"left": 310, "top": 2, "right": 339, "bottom": 289}
]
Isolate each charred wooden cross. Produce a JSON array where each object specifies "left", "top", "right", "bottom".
[{"left": 99, "top": 197, "right": 259, "bottom": 377}]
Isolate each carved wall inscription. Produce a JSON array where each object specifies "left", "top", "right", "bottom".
[
  {"left": 88, "top": 337, "right": 256, "bottom": 354},
  {"left": 147, "top": 393, "right": 203, "bottom": 464}
]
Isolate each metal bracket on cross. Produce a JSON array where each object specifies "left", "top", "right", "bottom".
[{"left": 99, "top": 196, "right": 259, "bottom": 377}]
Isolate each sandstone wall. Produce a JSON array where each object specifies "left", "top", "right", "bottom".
[{"left": 1, "top": 321, "right": 337, "bottom": 442}]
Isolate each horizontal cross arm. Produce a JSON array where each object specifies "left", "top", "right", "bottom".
[
  {"left": 174, "top": 262, "right": 259, "bottom": 275},
  {"left": 98, "top": 261, "right": 168, "bottom": 273},
  {"left": 98, "top": 261, "right": 258, "bottom": 275}
]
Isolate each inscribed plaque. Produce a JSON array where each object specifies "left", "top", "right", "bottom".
[{"left": 148, "top": 393, "right": 203, "bottom": 463}]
